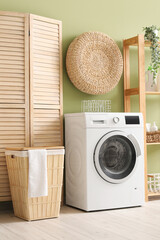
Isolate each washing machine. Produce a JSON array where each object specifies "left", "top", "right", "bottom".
[{"left": 65, "top": 112, "right": 145, "bottom": 211}]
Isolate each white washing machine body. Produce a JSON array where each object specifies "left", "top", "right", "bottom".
[{"left": 65, "top": 112, "right": 145, "bottom": 211}]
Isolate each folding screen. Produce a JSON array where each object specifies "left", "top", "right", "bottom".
[{"left": 0, "top": 11, "right": 63, "bottom": 201}]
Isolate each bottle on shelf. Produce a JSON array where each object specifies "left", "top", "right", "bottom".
[{"left": 150, "top": 122, "right": 158, "bottom": 132}]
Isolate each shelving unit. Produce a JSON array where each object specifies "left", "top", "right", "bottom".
[{"left": 123, "top": 34, "right": 160, "bottom": 201}]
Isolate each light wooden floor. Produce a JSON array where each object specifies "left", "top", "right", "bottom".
[{"left": 1, "top": 201, "right": 160, "bottom": 240}]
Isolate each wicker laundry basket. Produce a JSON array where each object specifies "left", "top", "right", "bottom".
[
  {"left": 5, "top": 146, "right": 64, "bottom": 221},
  {"left": 146, "top": 131, "right": 160, "bottom": 143}
]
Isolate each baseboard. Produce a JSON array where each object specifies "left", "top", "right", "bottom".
[{"left": 0, "top": 201, "right": 13, "bottom": 211}]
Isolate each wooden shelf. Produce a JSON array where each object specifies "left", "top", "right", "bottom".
[
  {"left": 144, "top": 41, "right": 160, "bottom": 47},
  {"left": 123, "top": 36, "right": 160, "bottom": 47},
  {"left": 124, "top": 89, "right": 160, "bottom": 96},
  {"left": 123, "top": 36, "right": 139, "bottom": 46},
  {"left": 148, "top": 192, "right": 160, "bottom": 197},
  {"left": 147, "top": 142, "right": 160, "bottom": 146},
  {"left": 146, "top": 91, "right": 160, "bottom": 95}
]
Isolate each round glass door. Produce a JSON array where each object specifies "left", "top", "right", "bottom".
[{"left": 94, "top": 131, "right": 138, "bottom": 183}]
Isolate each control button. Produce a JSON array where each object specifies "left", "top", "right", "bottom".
[{"left": 113, "top": 117, "right": 120, "bottom": 123}]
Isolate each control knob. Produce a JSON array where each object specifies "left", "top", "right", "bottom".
[{"left": 113, "top": 117, "right": 119, "bottom": 123}]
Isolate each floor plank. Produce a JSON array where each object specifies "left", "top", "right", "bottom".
[{"left": 1, "top": 202, "right": 160, "bottom": 240}]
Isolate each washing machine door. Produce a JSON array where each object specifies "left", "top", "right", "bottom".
[{"left": 94, "top": 131, "right": 141, "bottom": 184}]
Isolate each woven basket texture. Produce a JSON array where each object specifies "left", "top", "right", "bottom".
[
  {"left": 6, "top": 154, "right": 64, "bottom": 221},
  {"left": 146, "top": 131, "right": 160, "bottom": 143},
  {"left": 66, "top": 31, "right": 123, "bottom": 95}
]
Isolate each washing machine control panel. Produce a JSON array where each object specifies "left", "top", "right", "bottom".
[{"left": 113, "top": 117, "right": 120, "bottom": 123}]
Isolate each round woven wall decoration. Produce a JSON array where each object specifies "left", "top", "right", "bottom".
[{"left": 66, "top": 32, "right": 123, "bottom": 95}]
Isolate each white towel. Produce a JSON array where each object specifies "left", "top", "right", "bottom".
[{"left": 28, "top": 149, "right": 48, "bottom": 198}]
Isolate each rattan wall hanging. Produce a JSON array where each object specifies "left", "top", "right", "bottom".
[{"left": 66, "top": 31, "right": 123, "bottom": 95}]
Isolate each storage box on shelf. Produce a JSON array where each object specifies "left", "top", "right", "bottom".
[
  {"left": 5, "top": 146, "right": 64, "bottom": 221},
  {"left": 146, "top": 131, "right": 160, "bottom": 143},
  {"left": 148, "top": 174, "right": 160, "bottom": 197}
]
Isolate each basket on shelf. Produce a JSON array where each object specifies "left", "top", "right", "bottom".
[
  {"left": 81, "top": 100, "right": 111, "bottom": 112},
  {"left": 146, "top": 131, "right": 160, "bottom": 143},
  {"left": 148, "top": 173, "right": 160, "bottom": 194},
  {"left": 5, "top": 147, "right": 64, "bottom": 221}
]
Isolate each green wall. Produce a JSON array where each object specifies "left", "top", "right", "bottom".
[{"left": 1, "top": 0, "right": 160, "bottom": 173}]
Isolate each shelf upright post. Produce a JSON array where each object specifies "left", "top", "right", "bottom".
[
  {"left": 138, "top": 34, "right": 148, "bottom": 202},
  {"left": 123, "top": 41, "right": 131, "bottom": 112}
]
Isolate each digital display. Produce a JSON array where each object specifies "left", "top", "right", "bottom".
[{"left": 125, "top": 116, "right": 140, "bottom": 124}]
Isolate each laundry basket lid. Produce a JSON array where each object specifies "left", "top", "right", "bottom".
[
  {"left": 5, "top": 146, "right": 65, "bottom": 157},
  {"left": 5, "top": 146, "right": 64, "bottom": 151},
  {"left": 66, "top": 31, "right": 123, "bottom": 95}
]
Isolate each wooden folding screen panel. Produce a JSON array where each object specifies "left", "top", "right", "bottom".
[
  {"left": 30, "top": 14, "right": 63, "bottom": 147},
  {"left": 0, "top": 11, "right": 29, "bottom": 201},
  {"left": 0, "top": 12, "right": 63, "bottom": 202}
]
